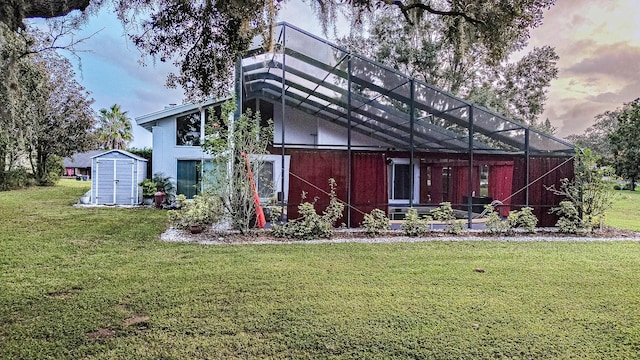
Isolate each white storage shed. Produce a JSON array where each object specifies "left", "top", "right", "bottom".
[{"left": 91, "top": 150, "right": 148, "bottom": 205}]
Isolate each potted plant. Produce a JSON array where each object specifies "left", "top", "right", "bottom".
[
  {"left": 152, "top": 172, "right": 176, "bottom": 207},
  {"left": 139, "top": 179, "right": 157, "bottom": 205}
]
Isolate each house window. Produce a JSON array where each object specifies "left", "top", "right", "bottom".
[
  {"left": 389, "top": 159, "right": 419, "bottom": 204},
  {"left": 177, "top": 160, "right": 201, "bottom": 199},
  {"left": 392, "top": 163, "right": 411, "bottom": 200},
  {"left": 442, "top": 166, "right": 451, "bottom": 202},
  {"left": 480, "top": 164, "right": 489, "bottom": 197},
  {"left": 255, "top": 160, "right": 275, "bottom": 199},
  {"left": 176, "top": 112, "right": 201, "bottom": 146}
]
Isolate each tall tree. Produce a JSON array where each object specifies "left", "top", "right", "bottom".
[
  {"left": 95, "top": 104, "right": 133, "bottom": 150},
  {"left": 0, "top": 26, "right": 95, "bottom": 186},
  {"left": 1, "top": 0, "right": 91, "bottom": 30},
  {"left": 23, "top": 42, "right": 96, "bottom": 185},
  {"left": 607, "top": 99, "right": 640, "bottom": 191},
  {"left": 566, "top": 110, "right": 619, "bottom": 165}
]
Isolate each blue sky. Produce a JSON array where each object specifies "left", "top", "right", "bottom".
[{"left": 28, "top": 0, "right": 640, "bottom": 148}]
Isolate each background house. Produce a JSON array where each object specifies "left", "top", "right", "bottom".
[
  {"left": 136, "top": 23, "right": 575, "bottom": 227},
  {"left": 63, "top": 149, "right": 104, "bottom": 179}
]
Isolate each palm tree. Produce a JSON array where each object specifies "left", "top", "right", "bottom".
[{"left": 95, "top": 104, "right": 133, "bottom": 150}]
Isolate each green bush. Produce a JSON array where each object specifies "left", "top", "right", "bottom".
[
  {"left": 508, "top": 206, "right": 538, "bottom": 233},
  {"left": 430, "top": 202, "right": 464, "bottom": 234},
  {"left": 139, "top": 178, "right": 157, "bottom": 197},
  {"left": 483, "top": 204, "right": 510, "bottom": 234},
  {"left": 0, "top": 168, "right": 34, "bottom": 190},
  {"left": 552, "top": 201, "right": 582, "bottom": 234},
  {"left": 272, "top": 178, "right": 344, "bottom": 240},
  {"left": 361, "top": 208, "right": 390, "bottom": 236},
  {"left": 401, "top": 208, "right": 430, "bottom": 237},
  {"left": 168, "top": 193, "right": 224, "bottom": 229},
  {"left": 39, "top": 155, "right": 64, "bottom": 186},
  {"left": 153, "top": 172, "right": 175, "bottom": 202},
  {"left": 266, "top": 205, "right": 283, "bottom": 223}
]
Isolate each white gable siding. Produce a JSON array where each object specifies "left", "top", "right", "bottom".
[
  {"left": 150, "top": 111, "right": 212, "bottom": 184},
  {"left": 273, "top": 105, "right": 392, "bottom": 149}
]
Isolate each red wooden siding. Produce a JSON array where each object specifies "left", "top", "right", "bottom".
[
  {"left": 286, "top": 150, "right": 573, "bottom": 228},
  {"left": 287, "top": 151, "right": 388, "bottom": 227},
  {"left": 488, "top": 163, "right": 514, "bottom": 217},
  {"left": 511, "top": 157, "right": 575, "bottom": 227},
  {"left": 350, "top": 153, "right": 388, "bottom": 226},
  {"left": 451, "top": 166, "right": 480, "bottom": 206}
]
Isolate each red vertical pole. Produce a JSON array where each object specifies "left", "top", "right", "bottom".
[{"left": 242, "top": 152, "right": 266, "bottom": 228}]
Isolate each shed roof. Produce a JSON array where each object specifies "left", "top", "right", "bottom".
[{"left": 91, "top": 149, "right": 148, "bottom": 162}]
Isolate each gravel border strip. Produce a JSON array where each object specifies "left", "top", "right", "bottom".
[{"left": 160, "top": 228, "right": 640, "bottom": 246}]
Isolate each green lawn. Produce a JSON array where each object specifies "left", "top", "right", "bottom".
[
  {"left": 2, "top": 180, "right": 640, "bottom": 359},
  {"left": 605, "top": 189, "right": 640, "bottom": 231}
]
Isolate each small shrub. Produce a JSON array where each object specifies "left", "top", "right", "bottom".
[
  {"left": 362, "top": 208, "right": 390, "bottom": 236},
  {"left": 508, "top": 207, "right": 538, "bottom": 233},
  {"left": 174, "top": 194, "right": 187, "bottom": 209},
  {"left": 139, "top": 179, "right": 157, "bottom": 198},
  {"left": 0, "top": 168, "right": 33, "bottom": 190},
  {"left": 153, "top": 172, "right": 176, "bottom": 202},
  {"left": 484, "top": 204, "right": 511, "bottom": 234},
  {"left": 272, "top": 179, "right": 344, "bottom": 240},
  {"left": 401, "top": 208, "right": 430, "bottom": 237},
  {"left": 430, "top": 202, "right": 464, "bottom": 234},
  {"left": 266, "top": 205, "right": 283, "bottom": 223},
  {"left": 552, "top": 200, "right": 581, "bottom": 234},
  {"left": 168, "top": 193, "right": 223, "bottom": 229}
]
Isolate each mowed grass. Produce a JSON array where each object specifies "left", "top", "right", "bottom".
[
  {"left": 1, "top": 180, "right": 640, "bottom": 359},
  {"left": 605, "top": 189, "right": 640, "bottom": 231}
]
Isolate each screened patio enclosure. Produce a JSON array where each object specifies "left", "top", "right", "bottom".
[{"left": 239, "top": 23, "right": 575, "bottom": 227}]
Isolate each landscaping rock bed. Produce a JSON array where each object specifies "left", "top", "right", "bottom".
[{"left": 161, "top": 226, "right": 640, "bottom": 245}]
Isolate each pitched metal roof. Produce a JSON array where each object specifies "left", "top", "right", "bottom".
[
  {"left": 241, "top": 23, "right": 574, "bottom": 156},
  {"left": 63, "top": 150, "right": 105, "bottom": 168}
]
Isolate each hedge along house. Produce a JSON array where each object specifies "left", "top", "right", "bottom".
[
  {"left": 91, "top": 150, "right": 147, "bottom": 205},
  {"left": 136, "top": 23, "right": 575, "bottom": 227}
]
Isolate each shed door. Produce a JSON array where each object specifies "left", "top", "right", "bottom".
[
  {"left": 96, "top": 159, "right": 135, "bottom": 204},
  {"left": 114, "top": 159, "right": 135, "bottom": 204}
]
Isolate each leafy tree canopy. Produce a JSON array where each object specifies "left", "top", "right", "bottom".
[
  {"left": 95, "top": 104, "right": 133, "bottom": 150},
  {"left": 0, "top": 24, "right": 95, "bottom": 186},
  {"left": 1, "top": 0, "right": 557, "bottom": 100},
  {"left": 607, "top": 99, "right": 640, "bottom": 190},
  {"left": 566, "top": 109, "right": 619, "bottom": 165}
]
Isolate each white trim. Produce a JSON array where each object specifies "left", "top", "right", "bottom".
[
  {"left": 112, "top": 160, "right": 117, "bottom": 204},
  {"left": 388, "top": 158, "right": 420, "bottom": 205},
  {"left": 249, "top": 154, "right": 291, "bottom": 203},
  {"left": 135, "top": 97, "right": 229, "bottom": 130},
  {"left": 93, "top": 160, "right": 99, "bottom": 204},
  {"left": 130, "top": 160, "right": 135, "bottom": 205}
]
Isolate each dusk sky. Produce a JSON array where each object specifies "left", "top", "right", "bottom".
[{"left": 33, "top": 0, "right": 640, "bottom": 148}]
